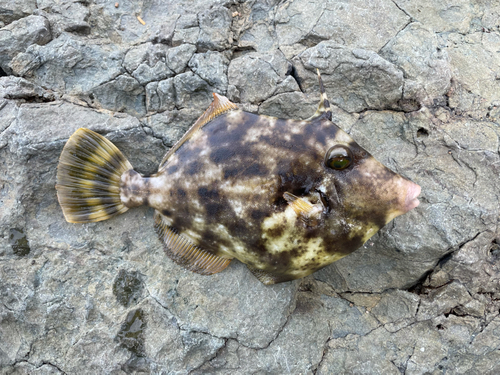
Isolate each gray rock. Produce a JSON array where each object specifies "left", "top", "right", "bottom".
[
  {"left": 90, "top": 75, "right": 146, "bottom": 116},
  {"left": 36, "top": 0, "right": 91, "bottom": 37},
  {"left": 172, "top": 27, "right": 200, "bottom": 46},
  {"left": 188, "top": 51, "right": 229, "bottom": 93},
  {"left": 132, "top": 61, "right": 173, "bottom": 85},
  {"left": 259, "top": 92, "right": 317, "bottom": 119},
  {"left": 393, "top": 0, "right": 479, "bottom": 34},
  {"left": 0, "top": 0, "right": 36, "bottom": 25},
  {"left": 145, "top": 78, "right": 176, "bottom": 113},
  {"left": 165, "top": 43, "right": 197, "bottom": 74},
  {"left": 146, "top": 108, "right": 203, "bottom": 146},
  {"left": 0, "top": 15, "right": 51, "bottom": 74},
  {"left": 173, "top": 71, "right": 214, "bottom": 109},
  {"left": 1, "top": 0, "right": 500, "bottom": 373},
  {"left": 149, "top": 14, "right": 180, "bottom": 45},
  {"left": 123, "top": 43, "right": 151, "bottom": 73},
  {"left": 0, "top": 76, "right": 55, "bottom": 102},
  {"left": 275, "top": 0, "right": 409, "bottom": 51},
  {"left": 293, "top": 42, "right": 405, "bottom": 112},
  {"left": 197, "top": 6, "right": 233, "bottom": 51},
  {"left": 13, "top": 33, "right": 125, "bottom": 95},
  {"left": 228, "top": 53, "right": 281, "bottom": 103},
  {"left": 380, "top": 23, "right": 452, "bottom": 107},
  {"left": 446, "top": 32, "right": 500, "bottom": 120}
]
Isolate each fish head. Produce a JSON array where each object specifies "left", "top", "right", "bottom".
[{"left": 310, "top": 118, "right": 421, "bottom": 246}]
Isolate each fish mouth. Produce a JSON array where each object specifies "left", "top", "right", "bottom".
[{"left": 404, "top": 182, "right": 421, "bottom": 212}]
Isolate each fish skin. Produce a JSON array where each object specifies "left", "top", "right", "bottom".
[
  {"left": 120, "top": 108, "right": 419, "bottom": 283},
  {"left": 57, "top": 74, "right": 420, "bottom": 284}
]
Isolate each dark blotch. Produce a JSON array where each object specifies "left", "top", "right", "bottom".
[
  {"left": 223, "top": 168, "right": 239, "bottom": 179},
  {"left": 241, "top": 163, "right": 268, "bottom": 177},
  {"left": 115, "top": 308, "right": 146, "bottom": 357},
  {"left": 198, "top": 187, "right": 219, "bottom": 200},
  {"left": 186, "top": 161, "right": 202, "bottom": 175},
  {"left": 10, "top": 228, "right": 30, "bottom": 256},
  {"left": 206, "top": 203, "right": 223, "bottom": 216},
  {"left": 490, "top": 240, "right": 500, "bottom": 261},
  {"left": 112, "top": 269, "right": 144, "bottom": 308},
  {"left": 266, "top": 224, "right": 286, "bottom": 239},
  {"left": 417, "top": 127, "right": 429, "bottom": 137},
  {"left": 210, "top": 147, "right": 234, "bottom": 164},
  {"left": 177, "top": 188, "right": 187, "bottom": 198},
  {"left": 166, "top": 164, "right": 179, "bottom": 174},
  {"left": 251, "top": 210, "right": 267, "bottom": 220},
  {"left": 162, "top": 209, "right": 172, "bottom": 217}
]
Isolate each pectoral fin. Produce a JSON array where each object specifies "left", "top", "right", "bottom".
[
  {"left": 283, "top": 192, "right": 324, "bottom": 226},
  {"left": 154, "top": 211, "right": 232, "bottom": 275}
]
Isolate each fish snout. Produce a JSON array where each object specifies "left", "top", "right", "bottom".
[{"left": 403, "top": 180, "right": 421, "bottom": 213}]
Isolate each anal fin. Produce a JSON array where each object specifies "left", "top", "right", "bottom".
[
  {"left": 154, "top": 211, "right": 232, "bottom": 275},
  {"left": 246, "top": 266, "right": 280, "bottom": 285}
]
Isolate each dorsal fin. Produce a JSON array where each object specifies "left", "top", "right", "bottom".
[
  {"left": 159, "top": 93, "right": 238, "bottom": 170},
  {"left": 154, "top": 211, "right": 232, "bottom": 275},
  {"left": 283, "top": 192, "right": 323, "bottom": 226},
  {"left": 306, "top": 69, "right": 332, "bottom": 121}
]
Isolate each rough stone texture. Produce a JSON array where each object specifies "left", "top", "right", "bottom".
[{"left": 1, "top": 0, "right": 500, "bottom": 374}]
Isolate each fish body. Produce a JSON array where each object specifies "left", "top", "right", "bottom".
[{"left": 56, "top": 72, "right": 420, "bottom": 284}]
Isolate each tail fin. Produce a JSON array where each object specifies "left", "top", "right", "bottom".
[{"left": 56, "top": 128, "right": 133, "bottom": 223}]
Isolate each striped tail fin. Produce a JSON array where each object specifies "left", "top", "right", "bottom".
[{"left": 56, "top": 128, "right": 133, "bottom": 223}]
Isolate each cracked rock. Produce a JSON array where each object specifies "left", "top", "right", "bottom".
[
  {"left": 292, "top": 42, "right": 404, "bottom": 112},
  {"left": 0, "top": 15, "right": 52, "bottom": 75},
  {"left": 1, "top": 0, "right": 500, "bottom": 373},
  {"left": 197, "top": 6, "right": 233, "bottom": 51},
  {"left": 275, "top": 0, "right": 409, "bottom": 51},
  {"left": 90, "top": 75, "right": 146, "bottom": 116},
  {"left": 0, "top": 0, "right": 37, "bottom": 25},
  {"left": 380, "top": 22, "right": 452, "bottom": 107},
  {"left": 188, "top": 51, "right": 229, "bottom": 93},
  {"left": 228, "top": 53, "right": 282, "bottom": 103},
  {"left": 165, "top": 43, "right": 197, "bottom": 74}
]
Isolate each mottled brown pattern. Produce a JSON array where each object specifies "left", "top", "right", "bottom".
[
  {"left": 57, "top": 92, "right": 419, "bottom": 284},
  {"left": 118, "top": 107, "right": 419, "bottom": 283}
]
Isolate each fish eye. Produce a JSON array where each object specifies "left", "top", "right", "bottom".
[{"left": 325, "top": 145, "right": 353, "bottom": 170}]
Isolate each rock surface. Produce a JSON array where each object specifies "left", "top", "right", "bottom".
[{"left": 0, "top": 0, "right": 499, "bottom": 374}]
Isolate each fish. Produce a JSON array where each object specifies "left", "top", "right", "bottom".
[{"left": 56, "top": 71, "right": 421, "bottom": 285}]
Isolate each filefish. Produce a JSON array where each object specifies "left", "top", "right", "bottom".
[{"left": 56, "top": 71, "right": 421, "bottom": 285}]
